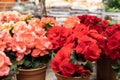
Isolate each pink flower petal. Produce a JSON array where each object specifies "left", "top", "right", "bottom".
[
  {"left": 32, "top": 49, "right": 40, "bottom": 57},
  {"left": 16, "top": 42, "right": 26, "bottom": 53},
  {"left": 4, "top": 57, "right": 12, "bottom": 65},
  {"left": 0, "top": 54, "right": 4, "bottom": 68},
  {"left": 0, "top": 65, "right": 10, "bottom": 76},
  {"left": 16, "top": 53, "right": 24, "bottom": 62},
  {"left": 24, "top": 49, "right": 31, "bottom": 55}
]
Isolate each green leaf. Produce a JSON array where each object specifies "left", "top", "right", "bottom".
[
  {"left": 70, "top": 50, "right": 86, "bottom": 65},
  {"left": 109, "top": 20, "right": 116, "bottom": 26},
  {"left": 70, "top": 50, "right": 79, "bottom": 65},
  {"left": 33, "top": 60, "right": 43, "bottom": 68},
  {"left": 112, "top": 59, "right": 120, "bottom": 79},
  {"left": 9, "top": 64, "right": 18, "bottom": 76},
  {"left": 84, "top": 61, "right": 93, "bottom": 72},
  {"left": 17, "top": 59, "right": 24, "bottom": 66},
  {"left": 9, "top": 27, "right": 14, "bottom": 37},
  {"left": 51, "top": 50, "right": 56, "bottom": 59},
  {"left": 112, "top": 66, "right": 119, "bottom": 72},
  {"left": 44, "top": 22, "right": 55, "bottom": 31},
  {"left": 24, "top": 59, "right": 32, "bottom": 68},
  {"left": 116, "top": 71, "right": 120, "bottom": 79},
  {"left": 117, "top": 59, "right": 120, "bottom": 66},
  {"left": 105, "top": 0, "right": 120, "bottom": 12},
  {"left": 112, "top": 66, "right": 119, "bottom": 70},
  {"left": 17, "top": 53, "right": 51, "bottom": 69}
]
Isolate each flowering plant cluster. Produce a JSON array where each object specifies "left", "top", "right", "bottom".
[
  {"left": 105, "top": 24, "right": 120, "bottom": 60},
  {"left": 1, "top": 11, "right": 119, "bottom": 79},
  {"left": 78, "top": 15, "right": 109, "bottom": 34},
  {"left": 77, "top": 15, "right": 120, "bottom": 79},
  {"left": 105, "top": 24, "right": 120, "bottom": 78},
  {"left": 0, "top": 51, "right": 11, "bottom": 79},
  {"left": 0, "top": 11, "right": 59, "bottom": 78},
  {"left": 48, "top": 16, "right": 105, "bottom": 77}
]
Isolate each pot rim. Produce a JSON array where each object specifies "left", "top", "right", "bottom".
[
  {"left": 55, "top": 73, "right": 90, "bottom": 79},
  {"left": 18, "top": 66, "right": 47, "bottom": 72}
]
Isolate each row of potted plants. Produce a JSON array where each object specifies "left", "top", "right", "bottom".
[
  {"left": 0, "top": 11, "right": 120, "bottom": 80},
  {"left": 0, "top": 11, "right": 58, "bottom": 80},
  {"left": 49, "top": 15, "right": 109, "bottom": 80}
]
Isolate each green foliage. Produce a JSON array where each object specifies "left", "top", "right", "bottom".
[
  {"left": 105, "top": 0, "right": 120, "bottom": 12},
  {"left": 1, "top": 51, "right": 18, "bottom": 79},
  {"left": 112, "top": 59, "right": 120, "bottom": 79},
  {"left": 51, "top": 50, "right": 56, "bottom": 59},
  {"left": 9, "top": 64, "right": 18, "bottom": 77},
  {"left": 5, "top": 51, "right": 16, "bottom": 64},
  {"left": 23, "top": 14, "right": 33, "bottom": 23},
  {"left": 44, "top": 22, "right": 55, "bottom": 31},
  {"left": 9, "top": 27, "right": 14, "bottom": 37},
  {"left": 17, "top": 54, "right": 51, "bottom": 69},
  {"left": 70, "top": 50, "right": 93, "bottom": 72},
  {"left": 5, "top": 50, "right": 52, "bottom": 74},
  {"left": 84, "top": 61, "right": 93, "bottom": 72},
  {"left": 70, "top": 50, "right": 86, "bottom": 65}
]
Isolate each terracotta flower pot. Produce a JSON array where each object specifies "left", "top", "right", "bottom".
[
  {"left": 55, "top": 73, "right": 90, "bottom": 80},
  {"left": 97, "top": 57, "right": 117, "bottom": 80},
  {"left": 17, "top": 66, "right": 47, "bottom": 80}
]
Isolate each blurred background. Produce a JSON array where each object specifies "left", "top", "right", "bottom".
[
  {"left": 0, "top": 0, "right": 120, "bottom": 25},
  {"left": 0, "top": 0, "right": 104, "bottom": 16}
]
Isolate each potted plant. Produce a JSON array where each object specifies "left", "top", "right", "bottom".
[
  {"left": 77, "top": 15, "right": 118, "bottom": 80},
  {"left": 0, "top": 11, "right": 59, "bottom": 80},
  {"left": 51, "top": 47, "right": 92, "bottom": 80},
  {"left": 48, "top": 16, "right": 105, "bottom": 80},
  {"left": 77, "top": 15, "right": 120, "bottom": 80},
  {"left": 0, "top": 11, "right": 24, "bottom": 80},
  {"left": 12, "top": 20, "right": 53, "bottom": 80},
  {"left": 10, "top": 15, "right": 58, "bottom": 80},
  {"left": 105, "top": 24, "right": 120, "bottom": 80},
  {"left": 0, "top": 29, "right": 17, "bottom": 80}
]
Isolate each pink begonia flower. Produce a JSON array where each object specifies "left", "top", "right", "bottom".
[
  {"left": 12, "top": 41, "right": 26, "bottom": 53},
  {"left": 21, "top": 31, "right": 36, "bottom": 48},
  {"left": 0, "top": 51, "right": 11, "bottom": 77},
  {"left": 11, "top": 38, "right": 26, "bottom": 53},
  {"left": 29, "top": 18, "right": 41, "bottom": 28},
  {"left": 12, "top": 29, "right": 52, "bottom": 62},
  {"left": 0, "top": 31, "right": 12, "bottom": 51},
  {"left": 32, "top": 49, "right": 49, "bottom": 57},
  {"left": 0, "top": 11, "right": 22, "bottom": 23},
  {"left": 35, "top": 37, "right": 52, "bottom": 50},
  {"left": 24, "top": 49, "right": 31, "bottom": 55},
  {"left": 12, "top": 21, "right": 27, "bottom": 33},
  {"left": 63, "top": 16, "right": 80, "bottom": 29},
  {"left": 0, "top": 21, "right": 14, "bottom": 33},
  {"left": 40, "top": 17, "right": 60, "bottom": 27},
  {"left": 34, "top": 26, "right": 46, "bottom": 36},
  {"left": 32, "top": 49, "right": 41, "bottom": 57},
  {"left": 35, "top": 38, "right": 46, "bottom": 50},
  {"left": 0, "top": 43, "right": 6, "bottom": 51},
  {"left": 15, "top": 42, "right": 26, "bottom": 53},
  {"left": 16, "top": 53, "right": 24, "bottom": 62},
  {"left": 39, "top": 50, "right": 49, "bottom": 56}
]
